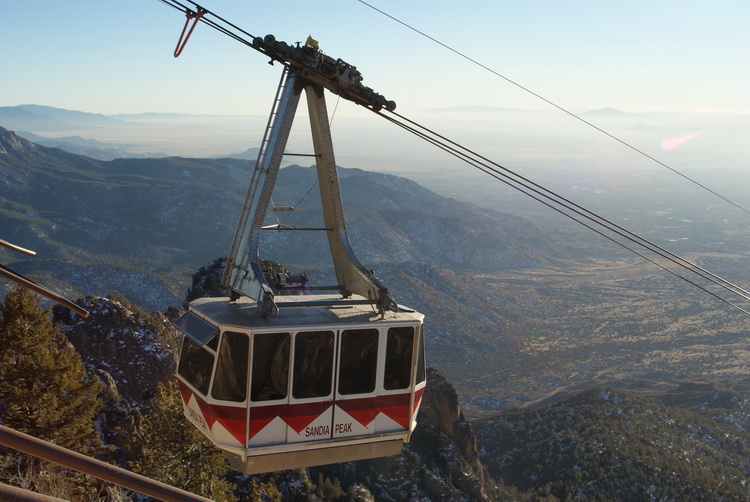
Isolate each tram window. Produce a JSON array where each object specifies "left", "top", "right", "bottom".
[
  {"left": 211, "top": 331, "right": 249, "bottom": 402},
  {"left": 178, "top": 337, "right": 215, "bottom": 396},
  {"left": 338, "top": 329, "right": 378, "bottom": 395},
  {"left": 416, "top": 328, "right": 426, "bottom": 385},
  {"left": 384, "top": 327, "right": 414, "bottom": 390},
  {"left": 251, "top": 333, "right": 290, "bottom": 401},
  {"left": 173, "top": 311, "right": 218, "bottom": 346},
  {"left": 293, "top": 331, "right": 334, "bottom": 399}
]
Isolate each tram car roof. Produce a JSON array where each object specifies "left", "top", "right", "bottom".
[{"left": 183, "top": 295, "right": 423, "bottom": 338}]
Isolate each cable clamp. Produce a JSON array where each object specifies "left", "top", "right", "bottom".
[{"left": 174, "top": 7, "right": 206, "bottom": 57}]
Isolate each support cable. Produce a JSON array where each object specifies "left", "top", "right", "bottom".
[
  {"left": 376, "top": 110, "right": 750, "bottom": 314},
  {"left": 280, "top": 180, "right": 319, "bottom": 226},
  {"left": 385, "top": 110, "right": 750, "bottom": 301},
  {"left": 356, "top": 0, "right": 750, "bottom": 216}
]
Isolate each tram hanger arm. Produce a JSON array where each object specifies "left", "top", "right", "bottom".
[{"left": 221, "top": 70, "right": 398, "bottom": 315}]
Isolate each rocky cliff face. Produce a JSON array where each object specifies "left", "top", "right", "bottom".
[
  {"left": 309, "top": 368, "right": 496, "bottom": 501},
  {"left": 0, "top": 126, "right": 35, "bottom": 156},
  {"left": 53, "top": 296, "right": 177, "bottom": 405},
  {"left": 410, "top": 368, "right": 494, "bottom": 500},
  {"left": 52, "top": 295, "right": 180, "bottom": 460}
]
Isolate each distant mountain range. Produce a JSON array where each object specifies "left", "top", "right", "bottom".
[
  {"left": 0, "top": 125, "right": 569, "bottom": 307},
  {"left": 13, "top": 130, "right": 169, "bottom": 160},
  {"left": 0, "top": 104, "right": 122, "bottom": 130},
  {"left": 0, "top": 105, "right": 260, "bottom": 160}
]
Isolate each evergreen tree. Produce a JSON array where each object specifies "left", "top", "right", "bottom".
[
  {"left": 130, "top": 380, "right": 237, "bottom": 501},
  {"left": 245, "top": 479, "right": 282, "bottom": 502},
  {"left": 313, "top": 473, "right": 346, "bottom": 501},
  {"left": 0, "top": 286, "right": 105, "bottom": 497}
]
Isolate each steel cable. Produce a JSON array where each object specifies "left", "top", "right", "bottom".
[
  {"left": 376, "top": 110, "right": 750, "bottom": 314},
  {"left": 356, "top": 0, "right": 750, "bottom": 216},
  {"left": 154, "top": 0, "right": 750, "bottom": 314}
]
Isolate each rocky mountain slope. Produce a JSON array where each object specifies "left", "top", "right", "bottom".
[
  {"left": 0, "top": 126, "right": 250, "bottom": 307},
  {"left": 0, "top": 125, "right": 572, "bottom": 311},
  {"left": 474, "top": 386, "right": 750, "bottom": 500},
  {"left": 50, "top": 295, "right": 179, "bottom": 462},
  {"left": 5, "top": 124, "right": 750, "bottom": 416},
  {"left": 1, "top": 125, "right": 585, "bottom": 410},
  {"left": 46, "top": 286, "right": 750, "bottom": 500}
]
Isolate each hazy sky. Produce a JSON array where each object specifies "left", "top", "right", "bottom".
[{"left": 3, "top": 0, "right": 750, "bottom": 117}]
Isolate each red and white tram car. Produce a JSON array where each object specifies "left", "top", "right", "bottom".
[
  {"left": 174, "top": 295, "right": 426, "bottom": 474},
  {"left": 169, "top": 34, "right": 427, "bottom": 473}
]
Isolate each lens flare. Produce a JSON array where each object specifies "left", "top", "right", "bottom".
[{"left": 661, "top": 131, "right": 702, "bottom": 151}]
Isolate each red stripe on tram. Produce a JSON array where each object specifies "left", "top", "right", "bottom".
[
  {"left": 247, "top": 401, "right": 333, "bottom": 438},
  {"left": 180, "top": 384, "right": 422, "bottom": 443},
  {"left": 336, "top": 397, "right": 380, "bottom": 427},
  {"left": 337, "top": 393, "right": 413, "bottom": 428},
  {"left": 178, "top": 381, "right": 247, "bottom": 445},
  {"left": 177, "top": 380, "right": 193, "bottom": 406},
  {"left": 413, "top": 387, "right": 425, "bottom": 412},
  {"left": 285, "top": 401, "right": 333, "bottom": 434},
  {"left": 248, "top": 403, "right": 288, "bottom": 439},
  {"left": 377, "top": 393, "right": 411, "bottom": 429}
]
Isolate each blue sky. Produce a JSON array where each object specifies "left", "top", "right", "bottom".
[{"left": 3, "top": 0, "right": 749, "bottom": 116}]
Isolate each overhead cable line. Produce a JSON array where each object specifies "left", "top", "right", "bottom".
[
  {"left": 376, "top": 110, "right": 750, "bottom": 315},
  {"left": 155, "top": 0, "right": 750, "bottom": 314},
  {"left": 387, "top": 111, "right": 750, "bottom": 301},
  {"left": 356, "top": 0, "right": 750, "bottom": 216}
]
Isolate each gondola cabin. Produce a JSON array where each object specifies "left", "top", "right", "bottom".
[
  {"left": 169, "top": 46, "right": 426, "bottom": 473},
  {"left": 174, "top": 294, "right": 426, "bottom": 474}
]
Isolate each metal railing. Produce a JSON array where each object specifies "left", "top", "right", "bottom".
[{"left": 0, "top": 425, "right": 213, "bottom": 502}]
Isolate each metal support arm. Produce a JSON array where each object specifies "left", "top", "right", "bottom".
[{"left": 222, "top": 69, "right": 396, "bottom": 316}]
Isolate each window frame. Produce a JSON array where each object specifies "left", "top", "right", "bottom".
[
  {"left": 210, "top": 330, "right": 250, "bottom": 402},
  {"left": 338, "top": 328, "right": 379, "bottom": 396},
  {"left": 383, "top": 326, "right": 415, "bottom": 391},
  {"left": 292, "top": 330, "right": 335, "bottom": 400},
  {"left": 250, "top": 332, "right": 291, "bottom": 402},
  {"left": 177, "top": 335, "right": 216, "bottom": 396}
]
